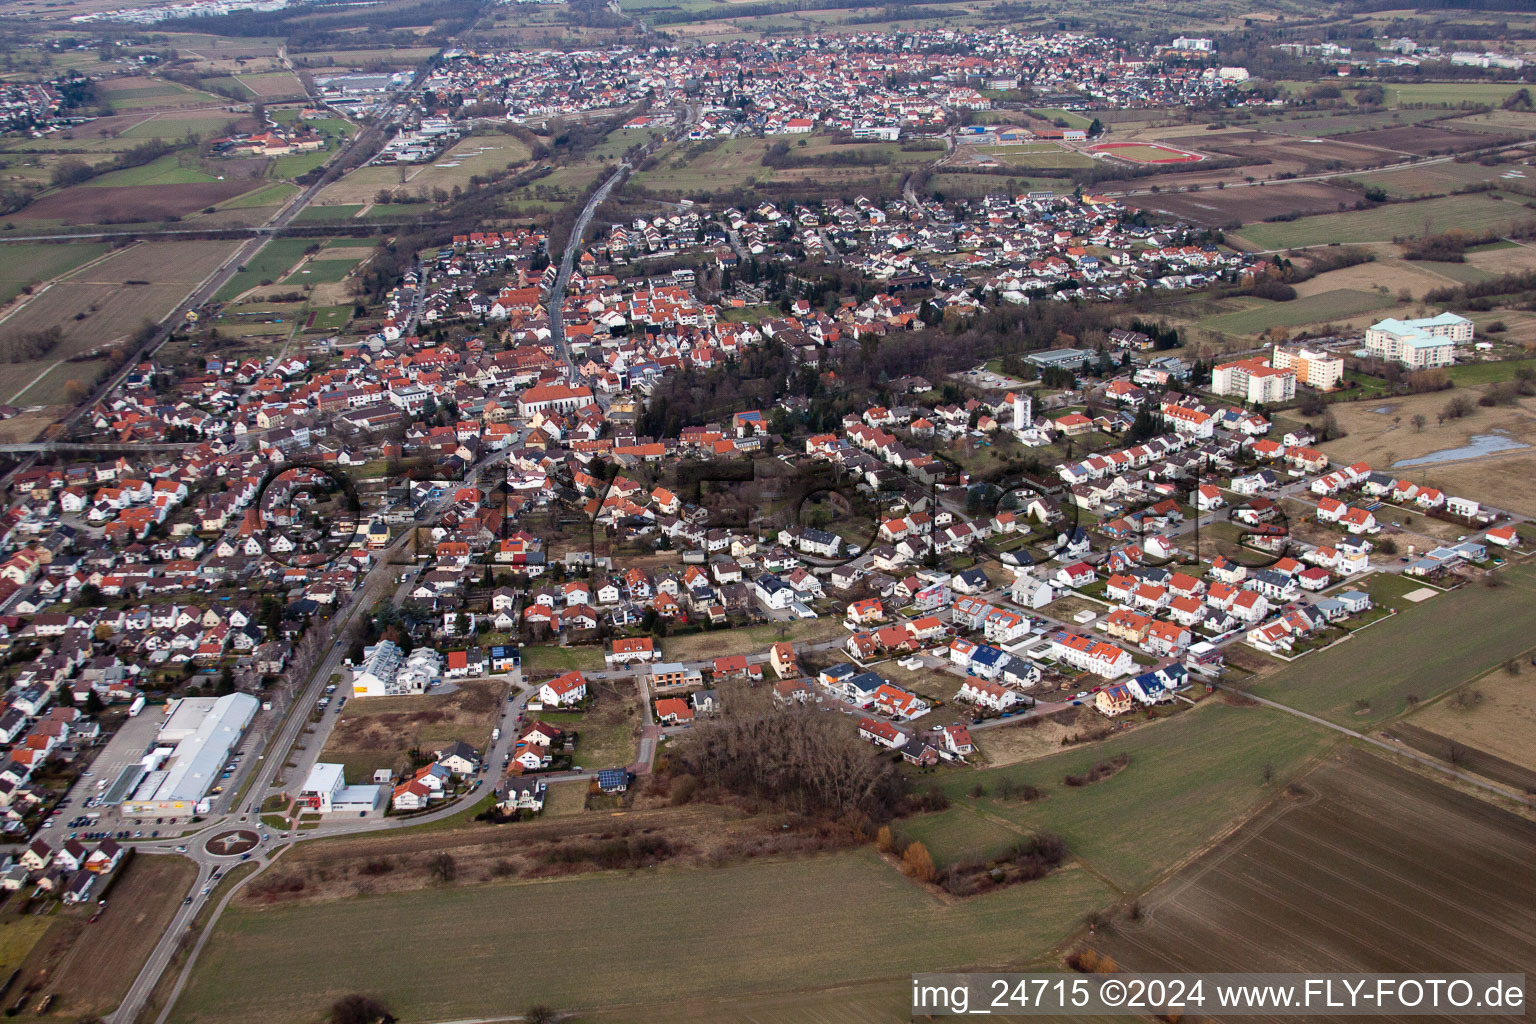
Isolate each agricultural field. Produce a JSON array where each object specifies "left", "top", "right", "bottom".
[
  {"left": 1399, "top": 662, "right": 1536, "bottom": 778},
  {"left": 1128, "top": 180, "right": 1363, "bottom": 229},
  {"left": 921, "top": 702, "right": 1336, "bottom": 891},
  {"left": 11, "top": 853, "right": 197, "bottom": 1020},
  {"left": 1095, "top": 750, "right": 1536, "bottom": 991},
  {"left": 632, "top": 135, "right": 934, "bottom": 196},
  {"left": 0, "top": 239, "right": 241, "bottom": 401},
  {"left": 96, "top": 75, "right": 223, "bottom": 113},
  {"left": 232, "top": 70, "right": 308, "bottom": 99},
  {"left": 0, "top": 241, "right": 110, "bottom": 305},
  {"left": 1383, "top": 81, "right": 1535, "bottom": 108},
  {"left": 12, "top": 174, "right": 265, "bottom": 225},
  {"left": 1239, "top": 562, "right": 1536, "bottom": 726},
  {"left": 1231, "top": 192, "right": 1536, "bottom": 250},
  {"left": 320, "top": 677, "right": 507, "bottom": 781},
  {"left": 1348, "top": 159, "right": 1530, "bottom": 198},
  {"left": 214, "top": 238, "right": 324, "bottom": 303},
  {"left": 171, "top": 848, "right": 1112, "bottom": 1024},
  {"left": 1198, "top": 288, "right": 1393, "bottom": 337},
  {"left": 115, "top": 109, "right": 252, "bottom": 141},
  {"left": 83, "top": 153, "right": 220, "bottom": 187}
]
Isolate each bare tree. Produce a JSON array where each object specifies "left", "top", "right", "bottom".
[{"left": 428, "top": 852, "right": 457, "bottom": 883}]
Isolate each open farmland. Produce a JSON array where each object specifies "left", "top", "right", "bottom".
[
  {"left": 214, "top": 238, "right": 322, "bottom": 302},
  {"left": 231, "top": 70, "right": 308, "bottom": 99},
  {"left": 170, "top": 849, "right": 1112, "bottom": 1024},
  {"left": 1127, "top": 181, "right": 1363, "bottom": 229},
  {"left": 320, "top": 676, "right": 507, "bottom": 781},
  {"left": 632, "top": 135, "right": 935, "bottom": 195},
  {"left": 1404, "top": 664, "right": 1536, "bottom": 777},
  {"left": 1094, "top": 749, "right": 1536, "bottom": 1016},
  {"left": 0, "top": 239, "right": 241, "bottom": 388},
  {"left": 84, "top": 153, "right": 220, "bottom": 188},
  {"left": 923, "top": 701, "right": 1337, "bottom": 891},
  {"left": 1239, "top": 563, "right": 1536, "bottom": 726},
  {"left": 12, "top": 180, "right": 264, "bottom": 225},
  {"left": 13, "top": 853, "right": 197, "bottom": 1020},
  {"left": 1232, "top": 192, "right": 1536, "bottom": 250},
  {"left": 0, "top": 242, "right": 110, "bottom": 304},
  {"left": 1198, "top": 288, "right": 1392, "bottom": 336},
  {"left": 96, "top": 75, "right": 223, "bottom": 112},
  {"left": 1383, "top": 81, "right": 1534, "bottom": 108}
]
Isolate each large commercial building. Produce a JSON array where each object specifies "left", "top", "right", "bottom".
[
  {"left": 118, "top": 694, "right": 259, "bottom": 817},
  {"left": 1364, "top": 313, "right": 1472, "bottom": 369},
  {"left": 1211, "top": 357, "right": 1296, "bottom": 405},
  {"left": 1271, "top": 346, "right": 1344, "bottom": 391}
]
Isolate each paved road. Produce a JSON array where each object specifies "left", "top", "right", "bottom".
[{"left": 547, "top": 160, "right": 631, "bottom": 371}]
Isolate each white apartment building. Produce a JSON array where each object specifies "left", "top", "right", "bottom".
[
  {"left": 1364, "top": 313, "right": 1472, "bottom": 369},
  {"left": 1211, "top": 357, "right": 1296, "bottom": 405}
]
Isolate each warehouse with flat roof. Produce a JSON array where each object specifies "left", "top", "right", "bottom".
[{"left": 119, "top": 693, "right": 259, "bottom": 817}]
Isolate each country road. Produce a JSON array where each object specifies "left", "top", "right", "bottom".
[{"left": 548, "top": 160, "right": 630, "bottom": 371}]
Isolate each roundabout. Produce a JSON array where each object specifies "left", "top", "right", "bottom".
[{"left": 204, "top": 829, "right": 260, "bottom": 858}]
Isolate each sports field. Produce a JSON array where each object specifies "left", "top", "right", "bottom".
[
  {"left": 1233, "top": 192, "right": 1532, "bottom": 249},
  {"left": 1240, "top": 562, "right": 1536, "bottom": 726},
  {"left": 1088, "top": 141, "right": 1202, "bottom": 163},
  {"left": 171, "top": 850, "right": 1112, "bottom": 1024}
]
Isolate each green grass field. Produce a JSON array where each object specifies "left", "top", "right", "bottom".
[
  {"left": 1234, "top": 193, "right": 1534, "bottom": 250},
  {"left": 271, "top": 147, "right": 333, "bottom": 180},
  {"left": 304, "top": 304, "right": 352, "bottom": 331},
  {"left": 1383, "top": 82, "right": 1532, "bottom": 108},
  {"left": 1449, "top": 356, "right": 1536, "bottom": 386},
  {"left": 896, "top": 806, "right": 1026, "bottom": 868},
  {"left": 520, "top": 645, "right": 604, "bottom": 674},
  {"left": 1031, "top": 108, "right": 1093, "bottom": 129},
  {"left": 212, "top": 181, "right": 298, "bottom": 211},
  {"left": 0, "top": 241, "right": 110, "bottom": 303},
  {"left": 117, "top": 112, "right": 243, "bottom": 141},
  {"left": 1200, "top": 288, "right": 1393, "bottom": 335},
  {"left": 102, "top": 79, "right": 219, "bottom": 112},
  {"left": 1241, "top": 562, "right": 1536, "bottom": 726},
  {"left": 924, "top": 702, "right": 1336, "bottom": 891},
  {"left": 171, "top": 850, "right": 1112, "bottom": 1024},
  {"left": 976, "top": 143, "right": 1093, "bottom": 168},
  {"left": 281, "top": 258, "right": 357, "bottom": 285},
  {"left": 214, "top": 237, "right": 318, "bottom": 302},
  {"left": 292, "top": 204, "right": 363, "bottom": 222},
  {"left": 84, "top": 153, "right": 219, "bottom": 187}
]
